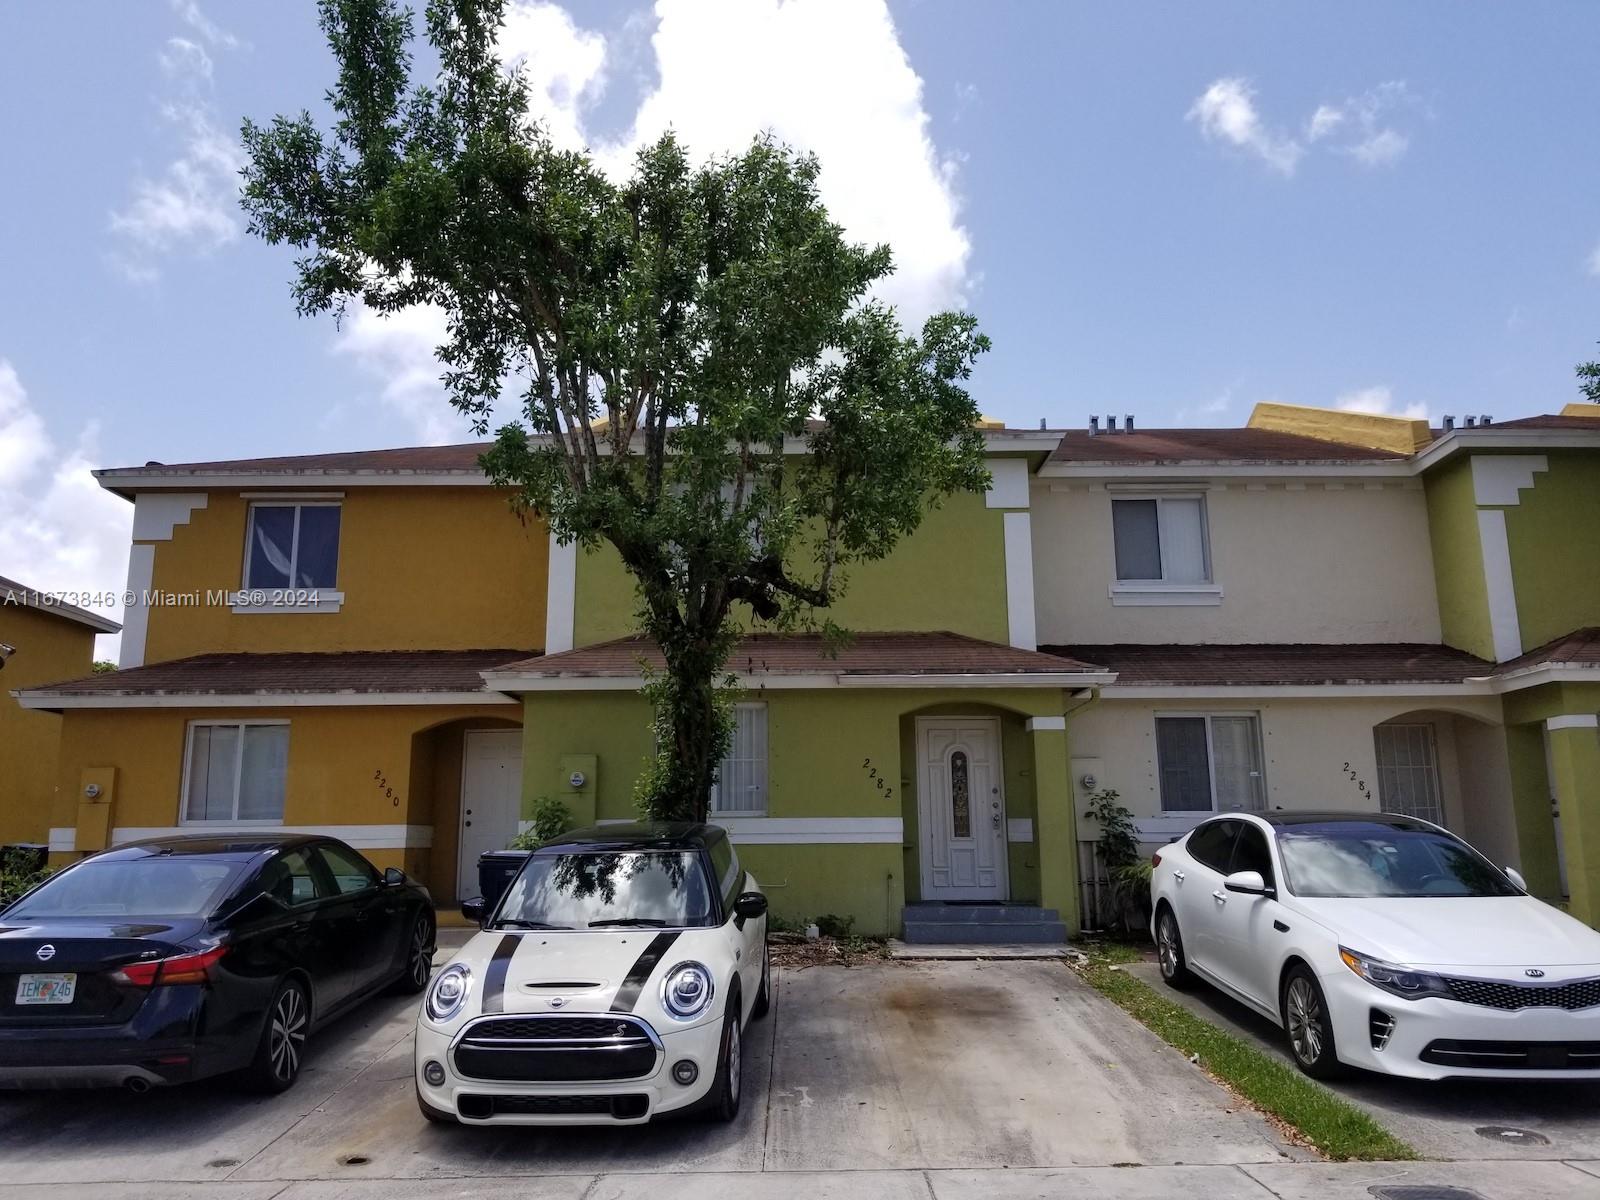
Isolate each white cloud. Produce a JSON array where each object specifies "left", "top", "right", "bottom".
[
  {"left": 0, "top": 361, "right": 132, "bottom": 658},
  {"left": 1586, "top": 242, "right": 1600, "bottom": 277},
  {"left": 341, "top": 0, "right": 972, "bottom": 440},
  {"left": 170, "top": 0, "right": 238, "bottom": 49},
  {"left": 1191, "top": 78, "right": 1421, "bottom": 175},
  {"left": 1186, "top": 78, "right": 1304, "bottom": 177},
  {"left": 160, "top": 36, "right": 213, "bottom": 82},
  {"left": 1335, "top": 385, "right": 1428, "bottom": 421}
]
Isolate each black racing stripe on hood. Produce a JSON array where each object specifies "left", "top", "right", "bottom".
[
  {"left": 480, "top": 933, "right": 523, "bottom": 1014},
  {"left": 610, "top": 930, "right": 682, "bottom": 1013}
]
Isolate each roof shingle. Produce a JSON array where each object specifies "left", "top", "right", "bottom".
[
  {"left": 1042, "top": 643, "right": 1494, "bottom": 687},
  {"left": 1047, "top": 427, "right": 1409, "bottom": 466}
]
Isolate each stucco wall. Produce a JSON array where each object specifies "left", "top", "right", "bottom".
[
  {"left": 1067, "top": 694, "right": 1510, "bottom": 855},
  {"left": 1031, "top": 480, "right": 1442, "bottom": 644},
  {"left": 1424, "top": 456, "right": 1495, "bottom": 660},
  {"left": 0, "top": 605, "right": 99, "bottom": 845},
  {"left": 138, "top": 487, "right": 548, "bottom": 662},
  {"left": 570, "top": 489, "right": 1011, "bottom": 647},
  {"left": 1503, "top": 450, "right": 1600, "bottom": 653}
]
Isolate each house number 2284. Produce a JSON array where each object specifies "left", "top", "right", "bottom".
[{"left": 860, "top": 757, "right": 893, "bottom": 800}]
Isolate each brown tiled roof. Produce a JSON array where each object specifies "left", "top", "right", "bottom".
[
  {"left": 0, "top": 574, "right": 121, "bottom": 634},
  {"left": 1496, "top": 628, "right": 1600, "bottom": 674},
  {"left": 22, "top": 649, "right": 534, "bottom": 699},
  {"left": 97, "top": 442, "right": 494, "bottom": 479},
  {"left": 1472, "top": 414, "right": 1600, "bottom": 431},
  {"left": 1043, "top": 643, "right": 1494, "bottom": 686},
  {"left": 1048, "top": 427, "right": 1409, "bottom": 465},
  {"left": 490, "top": 632, "right": 1106, "bottom": 680}
]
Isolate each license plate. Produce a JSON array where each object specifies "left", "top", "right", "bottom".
[{"left": 16, "top": 974, "right": 76, "bottom": 1005}]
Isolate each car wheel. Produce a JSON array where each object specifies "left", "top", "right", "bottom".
[
  {"left": 242, "top": 977, "right": 310, "bottom": 1094},
  {"left": 750, "top": 942, "right": 771, "bottom": 1019},
  {"left": 416, "top": 1085, "right": 457, "bottom": 1125},
  {"left": 704, "top": 1002, "right": 743, "bottom": 1123},
  {"left": 395, "top": 910, "right": 436, "bottom": 995},
  {"left": 1155, "top": 907, "right": 1193, "bottom": 989},
  {"left": 1282, "top": 965, "right": 1344, "bottom": 1079}
]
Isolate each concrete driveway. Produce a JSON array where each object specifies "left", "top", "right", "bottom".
[
  {"left": 1123, "top": 958, "right": 1600, "bottom": 1161},
  {"left": 0, "top": 958, "right": 1304, "bottom": 1195}
]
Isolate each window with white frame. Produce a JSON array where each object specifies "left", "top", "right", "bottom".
[
  {"left": 710, "top": 703, "right": 768, "bottom": 815},
  {"left": 1154, "top": 713, "right": 1265, "bottom": 813},
  {"left": 1112, "top": 496, "right": 1210, "bottom": 583},
  {"left": 244, "top": 502, "right": 341, "bottom": 590},
  {"left": 182, "top": 721, "right": 290, "bottom": 823},
  {"left": 1374, "top": 723, "right": 1444, "bottom": 825}
]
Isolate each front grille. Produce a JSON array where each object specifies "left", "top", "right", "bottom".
[
  {"left": 1444, "top": 975, "right": 1600, "bottom": 1012},
  {"left": 457, "top": 1093, "right": 650, "bottom": 1119},
  {"left": 453, "top": 1014, "right": 660, "bottom": 1083},
  {"left": 1421, "top": 1039, "right": 1600, "bottom": 1071}
]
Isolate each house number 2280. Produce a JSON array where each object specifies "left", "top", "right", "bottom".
[
  {"left": 860, "top": 757, "right": 893, "bottom": 800},
  {"left": 373, "top": 769, "right": 402, "bottom": 807}
]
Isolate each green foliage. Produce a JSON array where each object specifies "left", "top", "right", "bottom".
[
  {"left": 0, "top": 847, "right": 51, "bottom": 910},
  {"left": 508, "top": 795, "right": 571, "bottom": 851},
  {"left": 1084, "top": 789, "right": 1151, "bottom": 932},
  {"left": 1076, "top": 952, "right": 1417, "bottom": 1162},
  {"left": 91, "top": 660, "right": 117, "bottom": 675},
  {"left": 241, "top": 0, "right": 991, "bottom": 822},
  {"left": 1580, "top": 351, "right": 1600, "bottom": 403},
  {"left": 814, "top": 912, "right": 855, "bottom": 939},
  {"left": 765, "top": 912, "right": 804, "bottom": 936}
]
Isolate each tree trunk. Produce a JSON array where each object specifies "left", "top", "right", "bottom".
[{"left": 640, "top": 623, "right": 734, "bottom": 824}]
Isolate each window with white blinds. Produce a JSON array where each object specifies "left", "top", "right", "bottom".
[
  {"left": 182, "top": 721, "right": 289, "bottom": 823},
  {"left": 1374, "top": 723, "right": 1444, "bottom": 825},
  {"left": 710, "top": 703, "right": 768, "bottom": 814},
  {"left": 1112, "top": 496, "right": 1210, "bottom": 583},
  {"left": 1155, "top": 713, "right": 1265, "bottom": 813}
]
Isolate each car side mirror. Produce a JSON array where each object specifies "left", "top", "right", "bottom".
[
  {"left": 1505, "top": 866, "right": 1528, "bottom": 892},
  {"left": 1223, "top": 870, "right": 1274, "bottom": 898},
  {"left": 734, "top": 892, "right": 769, "bottom": 920},
  {"left": 461, "top": 897, "right": 487, "bottom": 926},
  {"left": 382, "top": 866, "right": 406, "bottom": 887}
]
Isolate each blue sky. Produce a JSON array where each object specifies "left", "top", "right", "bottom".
[{"left": 3, "top": 0, "right": 1599, "bottom": 646}]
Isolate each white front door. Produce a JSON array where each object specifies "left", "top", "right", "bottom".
[
  {"left": 458, "top": 729, "right": 524, "bottom": 901},
  {"left": 918, "top": 717, "right": 1007, "bottom": 901}
]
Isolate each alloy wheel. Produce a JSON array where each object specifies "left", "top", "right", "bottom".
[
  {"left": 409, "top": 915, "right": 435, "bottom": 988},
  {"left": 1157, "top": 915, "right": 1179, "bottom": 978},
  {"left": 1285, "top": 977, "right": 1325, "bottom": 1065},
  {"left": 270, "top": 986, "right": 308, "bottom": 1084},
  {"left": 727, "top": 1018, "right": 742, "bottom": 1106}
]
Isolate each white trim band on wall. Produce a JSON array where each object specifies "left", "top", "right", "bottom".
[
  {"left": 1546, "top": 714, "right": 1600, "bottom": 732},
  {"left": 102, "top": 824, "right": 435, "bottom": 850},
  {"left": 47, "top": 827, "right": 76, "bottom": 852},
  {"left": 1024, "top": 716, "right": 1067, "bottom": 732}
]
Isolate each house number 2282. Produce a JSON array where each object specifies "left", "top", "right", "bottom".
[{"left": 860, "top": 757, "right": 893, "bottom": 800}]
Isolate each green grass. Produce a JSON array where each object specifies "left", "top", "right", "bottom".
[{"left": 1076, "top": 953, "right": 1418, "bottom": 1163}]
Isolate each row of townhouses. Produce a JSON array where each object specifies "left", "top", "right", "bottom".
[{"left": 6, "top": 400, "right": 1600, "bottom": 937}]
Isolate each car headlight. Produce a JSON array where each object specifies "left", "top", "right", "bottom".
[
  {"left": 425, "top": 963, "right": 473, "bottom": 1022},
  {"left": 1338, "top": 947, "right": 1451, "bottom": 1001},
  {"left": 660, "top": 961, "right": 715, "bottom": 1021}
]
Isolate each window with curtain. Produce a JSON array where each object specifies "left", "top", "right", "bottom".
[
  {"left": 1112, "top": 496, "right": 1210, "bottom": 583},
  {"left": 1374, "top": 723, "right": 1444, "bottom": 825},
  {"left": 183, "top": 722, "right": 289, "bottom": 823},
  {"left": 1155, "top": 714, "right": 1265, "bottom": 813},
  {"left": 709, "top": 703, "right": 768, "bottom": 814},
  {"left": 244, "top": 503, "right": 341, "bottom": 589}
]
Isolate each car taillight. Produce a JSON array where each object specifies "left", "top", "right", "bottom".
[
  {"left": 114, "top": 946, "right": 227, "bottom": 987},
  {"left": 1151, "top": 852, "right": 1162, "bottom": 868}
]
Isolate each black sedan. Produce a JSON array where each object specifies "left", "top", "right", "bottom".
[{"left": 0, "top": 833, "right": 435, "bottom": 1093}]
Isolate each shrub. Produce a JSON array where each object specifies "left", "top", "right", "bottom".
[
  {"left": 814, "top": 913, "right": 855, "bottom": 939},
  {"left": 1084, "top": 789, "right": 1152, "bottom": 932},
  {"left": 0, "top": 847, "right": 51, "bottom": 910},
  {"left": 508, "top": 796, "right": 573, "bottom": 852}
]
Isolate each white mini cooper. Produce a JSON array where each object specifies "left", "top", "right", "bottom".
[{"left": 415, "top": 823, "right": 770, "bottom": 1125}]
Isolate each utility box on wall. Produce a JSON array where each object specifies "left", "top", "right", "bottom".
[
  {"left": 75, "top": 766, "right": 117, "bottom": 854},
  {"left": 559, "top": 754, "right": 598, "bottom": 826}
]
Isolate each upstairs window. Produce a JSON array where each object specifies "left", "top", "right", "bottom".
[
  {"left": 1112, "top": 496, "right": 1209, "bottom": 583},
  {"left": 710, "top": 703, "right": 769, "bottom": 815},
  {"left": 245, "top": 503, "right": 341, "bottom": 590}
]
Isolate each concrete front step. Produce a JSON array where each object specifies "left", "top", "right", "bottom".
[
  {"left": 902, "top": 904, "right": 1062, "bottom": 925},
  {"left": 900, "top": 920, "right": 1069, "bottom": 944}
]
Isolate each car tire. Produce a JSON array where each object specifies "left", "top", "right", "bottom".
[
  {"left": 704, "top": 1000, "right": 743, "bottom": 1123},
  {"left": 395, "top": 910, "right": 436, "bottom": 995},
  {"left": 1281, "top": 964, "right": 1345, "bottom": 1080},
  {"left": 750, "top": 942, "right": 771, "bottom": 1019},
  {"left": 241, "top": 976, "right": 310, "bottom": 1094},
  {"left": 417, "top": 1085, "right": 457, "bottom": 1125},
  {"left": 1154, "top": 906, "right": 1193, "bottom": 990}
]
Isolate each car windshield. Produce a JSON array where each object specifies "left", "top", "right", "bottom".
[
  {"left": 494, "top": 850, "right": 715, "bottom": 930},
  {"left": 1276, "top": 822, "right": 1519, "bottom": 898},
  {"left": 6, "top": 858, "right": 240, "bottom": 918}
]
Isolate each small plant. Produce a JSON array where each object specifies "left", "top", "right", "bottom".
[
  {"left": 0, "top": 847, "right": 51, "bottom": 909},
  {"left": 1084, "top": 789, "right": 1151, "bottom": 932},
  {"left": 766, "top": 912, "right": 804, "bottom": 936},
  {"left": 508, "top": 796, "right": 572, "bottom": 852},
  {"left": 814, "top": 913, "right": 855, "bottom": 939}
]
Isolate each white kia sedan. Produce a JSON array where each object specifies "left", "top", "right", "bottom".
[
  {"left": 415, "top": 823, "right": 769, "bottom": 1125},
  {"left": 1150, "top": 812, "right": 1600, "bottom": 1080}
]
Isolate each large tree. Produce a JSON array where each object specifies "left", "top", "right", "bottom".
[{"left": 240, "top": 0, "right": 991, "bottom": 820}]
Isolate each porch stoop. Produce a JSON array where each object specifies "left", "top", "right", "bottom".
[{"left": 900, "top": 902, "right": 1069, "bottom": 944}]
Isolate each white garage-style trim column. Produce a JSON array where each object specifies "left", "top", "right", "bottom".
[
  {"left": 987, "top": 457, "right": 1038, "bottom": 651},
  {"left": 1470, "top": 455, "right": 1547, "bottom": 662}
]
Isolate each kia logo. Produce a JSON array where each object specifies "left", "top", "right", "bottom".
[
  {"left": 1525, "top": 968, "right": 1546, "bottom": 978},
  {"left": 34, "top": 945, "right": 54, "bottom": 962}
]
